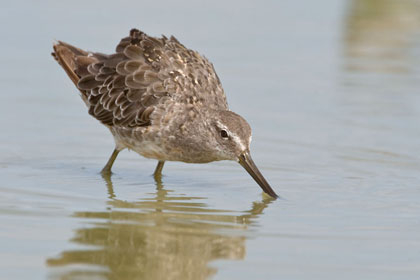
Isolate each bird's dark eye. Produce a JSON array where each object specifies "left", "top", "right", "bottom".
[{"left": 220, "top": 129, "right": 229, "bottom": 139}]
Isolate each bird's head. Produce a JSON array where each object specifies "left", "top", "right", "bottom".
[{"left": 208, "top": 110, "right": 278, "bottom": 198}]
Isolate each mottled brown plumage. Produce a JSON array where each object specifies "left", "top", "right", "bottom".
[{"left": 52, "top": 28, "right": 278, "bottom": 198}]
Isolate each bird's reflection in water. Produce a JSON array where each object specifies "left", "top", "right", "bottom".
[{"left": 47, "top": 174, "right": 274, "bottom": 280}]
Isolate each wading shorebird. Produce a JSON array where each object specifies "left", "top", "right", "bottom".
[{"left": 52, "top": 28, "right": 278, "bottom": 198}]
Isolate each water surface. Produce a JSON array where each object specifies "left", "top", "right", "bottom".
[{"left": 1, "top": 0, "right": 420, "bottom": 279}]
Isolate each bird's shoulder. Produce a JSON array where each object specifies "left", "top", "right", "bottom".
[{"left": 75, "top": 29, "right": 228, "bottom": 128}]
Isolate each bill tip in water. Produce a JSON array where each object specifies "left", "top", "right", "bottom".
[{"left": 238, "top": 152, "right": 279, "bottom": 199}]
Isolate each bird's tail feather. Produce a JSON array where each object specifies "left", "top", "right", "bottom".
[{"left": 51, "top": 41, "right": 96, "bottom": 105}]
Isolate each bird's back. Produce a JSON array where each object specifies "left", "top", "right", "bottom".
[{"left": 52, "top": 28, "right": 228, "bottom": 129}]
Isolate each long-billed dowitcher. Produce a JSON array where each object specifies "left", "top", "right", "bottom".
[{"left": 52, "top": 28, "right": 278, "bottom": 198}]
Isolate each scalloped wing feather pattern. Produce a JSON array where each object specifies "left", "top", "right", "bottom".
[{"left": 53, "top": 29, "right": 228, "bottom": 128}]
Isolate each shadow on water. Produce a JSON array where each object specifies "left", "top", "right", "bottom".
[{"left": 47, "top": 174, "right": 274, "bottom": 280}]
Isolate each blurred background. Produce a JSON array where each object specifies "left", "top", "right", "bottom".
[{"left": 1, "top": 0, "right": 420, "bottom": 279}]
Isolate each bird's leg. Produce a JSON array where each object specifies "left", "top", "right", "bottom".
[
  {"left": 101, "top": 148, "right": 120, "bottom": 175},
  {"left": 153, "top": 160, "right": 165, "bottom": 181}
]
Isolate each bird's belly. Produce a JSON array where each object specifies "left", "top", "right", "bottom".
[
  {"left": 123, "top": 138, "right": 216, "bottom": 163},
  {"left": 111, "top": 128, "right": 218, "bottom": 163},
  {"left": 111, "top": 128, "right": 168, "bottom": 160},
  {"left": 132, "top": 140, "right": 169, "bottom": 160},
  {"left": 131, "top": 141, "right": 213, "bottom": 163}
]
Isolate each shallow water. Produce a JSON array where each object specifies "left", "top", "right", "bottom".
[{"left": 1, "top": 0, "right": 420, "bottom": 279}]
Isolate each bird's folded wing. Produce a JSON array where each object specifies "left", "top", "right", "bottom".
[{"left": 53, "top": 29, "right": 228, "bottom": 128}]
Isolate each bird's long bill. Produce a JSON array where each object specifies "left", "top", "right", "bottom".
[{"left": 238, "top": 152, "right": 278, "bottom": 198}]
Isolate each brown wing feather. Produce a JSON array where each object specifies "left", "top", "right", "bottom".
[
  {"left": 52, "top": 28, "right": 228, "bottom": 128},
  {"left": 52, "top": 44, "right": 82, "bottom": 91}
]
